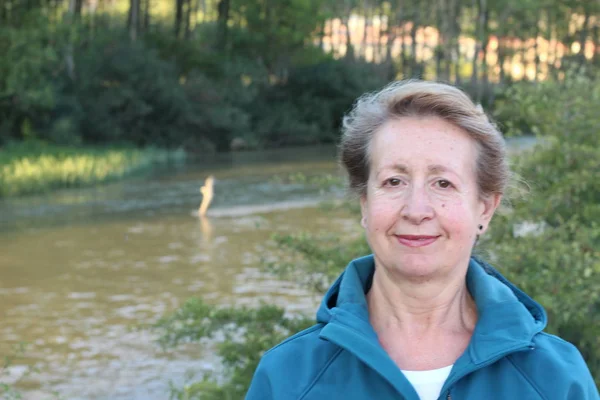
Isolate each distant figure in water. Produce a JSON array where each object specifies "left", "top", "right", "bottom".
[{"left": 199, "top": 175, "right": 214, "bottom": 217}]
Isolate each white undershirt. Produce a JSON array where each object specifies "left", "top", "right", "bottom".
[{"left": 401, "top": 365, "right": 453, "bottom": 400}]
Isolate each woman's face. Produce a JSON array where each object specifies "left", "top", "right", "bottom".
[{"left": 360, "top": 116, "right": 500, "bottom": 279}]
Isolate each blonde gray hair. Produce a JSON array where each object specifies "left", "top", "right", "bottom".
[{"left": 339, "top": 80, "right": 509, "bottom": 199}]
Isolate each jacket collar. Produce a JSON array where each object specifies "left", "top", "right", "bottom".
[
  {"left": 317, "top": 255, "right": 546, "bottom": 392},
  {"left": 465, "top": 257, "right": 546, "bottom": 363}
]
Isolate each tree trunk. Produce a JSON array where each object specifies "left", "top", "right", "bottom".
[
  {"left": 480, "top": 5, "right": 489, "bottom": 88},
  {"left": 184, "top": 0, "right": 192, "bottom": 39},
  {"left": 343, "top": 16, "right": 355, "bottom": 60},
  {"left": 143, "top": 0, "right": 150, "bottom": 31},
  {"left": 360, "top": 13, "right": 368, "bottom": 59},
  {"left": 593, "top": 20, "right": 599, "bottom": 66},
  {"left": 473, "top": 0, "right": 488, "bottom": 103},
  {"left": 385, "top": 10, "right": 397, "bottom": 63},
  {"left": 216, "top": 0, "right": 230, "bottom": 50},
  {"left": 533, "top": 20, "right": 540, "bottom": 82},
  {"left": 74, "top": 0, "right": 83, "bottom": 17},
  {"left": 446, "top": 0, "right": 460, "bottom": 83},
  {"left": 435, "top": 0, "right": 444, "bottom": 80},
  {"left": 129, "top": 0, "right": 139, "bottom": 41},
  {"left": 174, "top": 0, "right": 184, "bottom": 38},
  {"left": 577, "top": 7, "right": 590, "bottom": 68},
  {"left": 0, "top": 0, "right": 6, "bottom": 25},
  {"left": 470, "top": 0, "right": 481, "bottom": 86},
  {"left": 401, "top": 21, "right": 409, "bottom": 77},
  {"left": 376, "top": 11, "right": 385, "bottom": 62},
  {"left": 452, "top": 0, "right": 462, "bottom": 85},
  {"left": 498, "top": 37, "right": 506, "bottom": 85},
  {"left": 520, "top": 40, "right": 527, "bottom": 80},
  {"left": 65, "top": 0, "right": 76, "bottom": 80},
  {"left": 409, "top": 5, "right": 420, "bottom": 78}
]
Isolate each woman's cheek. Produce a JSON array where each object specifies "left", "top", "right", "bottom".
[
  {"left": 370, "top": 200, "right": 399, "bottom": 225},
  {"left": 439, "top": 202, "right": 475, "bottom": 234}
]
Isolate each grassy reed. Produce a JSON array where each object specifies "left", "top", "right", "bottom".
[{"left": 0, "top": 142, "right": 186, "bottom": 197}]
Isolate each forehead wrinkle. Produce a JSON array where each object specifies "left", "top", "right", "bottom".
[{"left": 376, "top": 163, "right": 461, "bottom": 176}]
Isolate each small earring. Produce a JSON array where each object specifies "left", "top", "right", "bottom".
[{"left": 478, "top": 224, "right": 483, "bottom": 230}]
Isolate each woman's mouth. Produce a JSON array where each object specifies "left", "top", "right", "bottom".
[{"left": 396, "top": 235, "right": 440, "bottom": 248}]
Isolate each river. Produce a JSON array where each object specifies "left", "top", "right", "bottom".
[{"left": 0, "top": 145, "right": 360, "bottom": 399}]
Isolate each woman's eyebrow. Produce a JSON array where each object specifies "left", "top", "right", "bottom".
[
  {"left": 376, "top": 164, "right": 410, "bottom": 175},
  {"left": 428, "top": 164, "right": 457, "bottom": 175}
]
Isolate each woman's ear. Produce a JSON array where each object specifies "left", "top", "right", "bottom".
[
  {"left": 479, "top": 193, "right": 502, "bottom": 233},
  {"left": 360, "top": 195, "right": 367, "bottom": 228}
]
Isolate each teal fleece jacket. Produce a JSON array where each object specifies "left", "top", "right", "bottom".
[{"left": 246, "top": 255, "right": 599, "bottom": 400}]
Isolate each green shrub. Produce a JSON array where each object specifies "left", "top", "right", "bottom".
[
  {"left": 251, "top": 59, "right": 390, "bottom": 147},
  {"left": 0, "top": 11, "right": 63, "bottom": 145},
  {"left": 486, "top": 74, "right": 600, "bottom": 383},
  {"left": 152, "top": 298, "right": 313, "bottom": 400},
  {"left": 73, "top": 34, "right": 194, "bottom": 147}
]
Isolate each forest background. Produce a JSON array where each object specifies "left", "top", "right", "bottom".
[{"left": 1, "top": 0, "right": 599, "bottom": 398}]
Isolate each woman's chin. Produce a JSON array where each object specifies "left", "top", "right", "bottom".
[{"left": 390, "top": 255, "right": 448, "bottom": 279}]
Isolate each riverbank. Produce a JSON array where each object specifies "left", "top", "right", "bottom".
[{"left": 0, "top": 142, "right": 186, "bottom": 198}]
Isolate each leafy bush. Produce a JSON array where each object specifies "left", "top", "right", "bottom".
[
  {"left": 73, "top": 34, "right": 199, "bottom": 147},
  {"left": 0, "top": 11, "right": 63, "bottom": 145},
  {"left": 251, "top": 59, "right": 390, "bottom": 147},
  {"left": 486, "top": 74, "right": 600, "bottom": 383},
  {"left": 0, "top": 18, "right": 255, "bottom": 152},
  {"left": 152, "top": 296, "right": 313, "bottom": 400},
  {"left": 0, "top": 11, "right": 389, "bottom": 152}
]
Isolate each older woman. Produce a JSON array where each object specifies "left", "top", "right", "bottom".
[{"left": 246, "top": 81, "right": 599, "bottom": 400}]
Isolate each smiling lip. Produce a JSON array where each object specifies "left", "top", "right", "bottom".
[{"left": 396, "top": 235, "right": 440, "bottom": 248}]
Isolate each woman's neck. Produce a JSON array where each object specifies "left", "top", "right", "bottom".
[{"left": 366, "top": 264, "right": 478, "bottom": 369}]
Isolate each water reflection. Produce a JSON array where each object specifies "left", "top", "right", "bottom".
[{"left": 199, "top": 215, "right": 213, "bottom": 243}]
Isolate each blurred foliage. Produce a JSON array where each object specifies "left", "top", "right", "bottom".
[
  {"left": 152, "top": 298, "right": 313, "bottom": 400},
  {"left": 2, "top": 0, "right": 597, "bottom": 152},
  {"left": 252, "top": 60, "right": 390, "bottom": 147},
  {"left": 485, "top": 73, "right": 600, "bottom": 383},
  {"left": 152, "top": 74, "right": 600, "bottom": 398},
  {"left": 0, "top": 11, "right": 388, "bottom": 152}
]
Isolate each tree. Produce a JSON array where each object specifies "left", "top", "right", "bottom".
[
  {"left": 216, "top": 0, "right": 229, "bottom": 50},
  {"left": 128, "top": 0, "right": 140, "bottom": 41}
]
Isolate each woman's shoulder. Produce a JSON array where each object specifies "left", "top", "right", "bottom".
[
  {"left": 507, "top": 332, "right": 598, "bottom": 399},
  {"left": 246, "top": 323, "right": 345, "bottom": 399},
  {"left": 260, "top": 322, "right": 342, "bottom": 370}
]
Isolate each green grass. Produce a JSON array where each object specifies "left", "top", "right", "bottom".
[{"left": 0, "top": 142, "right": 186, "bottom": 197}]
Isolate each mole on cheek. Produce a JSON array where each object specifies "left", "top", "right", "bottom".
[{"left": 442, "top": 204, "right": 446, "bottom": 208}]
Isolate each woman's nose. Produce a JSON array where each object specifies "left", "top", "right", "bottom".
[{"left": 400, "top": 186, "right": 435, "bottom": 224}]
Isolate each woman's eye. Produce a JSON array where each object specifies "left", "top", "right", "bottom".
[
  {"left": 386, "top": 178, "right": 402, "bottom": 187},
  {"left": 437, "top": 179, "right": 452, "bottom": 189}
]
